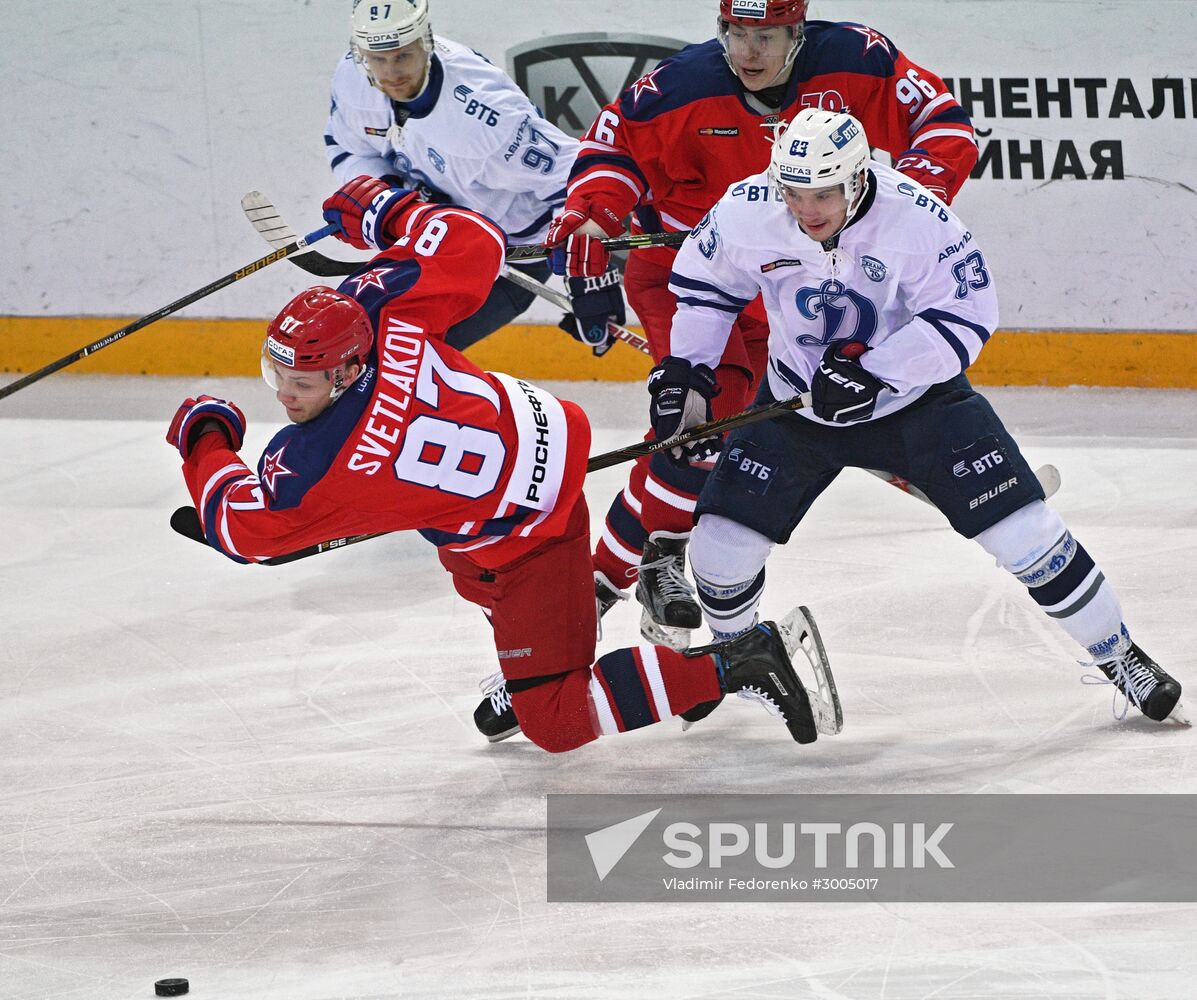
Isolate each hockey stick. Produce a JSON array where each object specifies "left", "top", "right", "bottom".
[
  {"left": 169, "top": 392, "right": 812, "bottom": 563},
  {"left": 243, "top": 190, "right": 655, "bottom": 357},
  {"left": 0, "top": 223, "right": 337, "bottom": 403},
  {"left": 241, "top": 195, "right": 1020, "bottom": 503},
  {"left": 172, "top": 390, "right": 1060, "bottom": 565},
  {"left": 240, "top": 191, "right": 688, "bottom": 274}
]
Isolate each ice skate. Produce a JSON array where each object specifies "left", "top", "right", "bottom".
[
  {"left": 636, "top": 531, "right": 702, "bottom": 650},
  {"left": 683, "top": 607, "right": 842, "bottom": 737},
  {"left": 684, "top": 608, "right": 843, "bottom": 743},
  {"left": 473, "top": 671, "right": 520, "bottom": 743},
  {"left": 1085, "top": 642, "right": 1188, "bottom": 724}
]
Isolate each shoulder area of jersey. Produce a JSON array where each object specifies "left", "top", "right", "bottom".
[
  {"left": 801, "top": 19, "right": 900, "bottom": 70},
  {"left": 867, "top": 162, "right": 970, "bottom": 248},
  {"left": 618, "top": 39, "right": 737, "bottom": 116},
  {"left": 720, "top": 168, "right": 787, "bottom": 216}
]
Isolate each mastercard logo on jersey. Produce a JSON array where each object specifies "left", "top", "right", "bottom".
[{"left": 699, "top": 127, "right": 740, "bottom": 137}]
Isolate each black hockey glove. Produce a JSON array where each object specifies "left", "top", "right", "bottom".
[
  {"left": 810, "top": 341, "right": 892, "bottom": 424},
  {"left": 648, "top": 356, "right": 721, "bottom": 465},
  {"left": 561, "top": 268, "right": 626, "bottom": 357}
]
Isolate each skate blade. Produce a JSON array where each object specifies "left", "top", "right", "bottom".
[
  {"left": 775, "top": 606, "right": 843, "bottom": 736},
  {"left": 486, "top": 724, "right": 523, "bottom": 744},
  {"left": 1166, "top": 699, "right": 1191, "bottom": 726},
  {"left": 639, "top": 608, "right": 692, "bottom": 651}
]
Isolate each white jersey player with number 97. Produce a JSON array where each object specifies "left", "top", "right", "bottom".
[{"left": 324, "top": 0, "right": 626, "bottom": 353}]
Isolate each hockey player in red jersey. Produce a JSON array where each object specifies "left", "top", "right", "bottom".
[
  {"left": 546, "top": 0, "right": 979, "bottom": 649},
  {"left": 165, "top": 175, "right": 841, "bottom": 752}
]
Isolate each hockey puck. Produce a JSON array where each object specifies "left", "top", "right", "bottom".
[{"left": 155, "top": 979, "right": 189, "bottom": 997}]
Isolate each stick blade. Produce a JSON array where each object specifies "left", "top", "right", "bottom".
[
  {"left": 240, "top": 190, "right": 297, "bottom": 249},
  {"left": 1035, "top": 463, "right": 1061, "bottom": 500}
]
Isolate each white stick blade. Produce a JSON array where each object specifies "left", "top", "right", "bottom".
[{"left": 240, "top": 191, "right": 297, "bottom": 249}]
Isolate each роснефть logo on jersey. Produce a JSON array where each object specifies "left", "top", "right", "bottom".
[{"left": 507, "top": 33, "right": 686, "bottom": 138}]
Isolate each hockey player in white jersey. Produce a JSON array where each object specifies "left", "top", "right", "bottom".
[
  {"left": 324, "top": 0, "right": 625, "bottom": 352},
  {"left": 652, "top": 108, "right": 1186, "bottom": 726}
]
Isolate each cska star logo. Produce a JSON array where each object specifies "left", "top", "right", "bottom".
[
  {"left": 260, "top": 445, "right": 296, "bottom": 496},
  {"left": 630, "top": 66, "right": 663, "bottom": 106},
  {"left": 846, "top": 25, "right": 893, "bottom": 57},
  {"left": 350, "top": 267, "right": 394, "bottom": 294}
]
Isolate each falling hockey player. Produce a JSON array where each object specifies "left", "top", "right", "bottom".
[
  {"left": 164, "top": 175, "right": 844, "bottom": 751},
  {"left": 652, "top": 107, "right": 1187, "bottom": 727}
]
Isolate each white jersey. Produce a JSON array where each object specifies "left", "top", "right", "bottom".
[
  {"left": 669, "top": 162, "right": 999, "bottom": 425},
  {"left": 325, "top": 38, "right": 576, "bottom": 242}
]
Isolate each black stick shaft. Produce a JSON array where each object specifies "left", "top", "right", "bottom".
[
  {"left": 170, "top": 394, "right": 807, "bottom": 565},
  {"left": 0, "top": 226, "right": 336, "bottom": 402}
]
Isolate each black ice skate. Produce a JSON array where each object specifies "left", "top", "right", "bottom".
[
  {"left": 474, "top": 671, "right": 520, "bottom": 743},
  {"left": 681, "top": 606, "right": 842, "bottom": 736},
  {"left": 636, "top": 531, "right": 702, "bottom": 650},
  {"left": 473, "top": 574, "right": 629, "bottom": 743},
  {"left": 1088, "top": 642, "right": 1188, "bottom": 724},
  {"left": 684, "top": 608, "right": 844, "bottom": 744}
]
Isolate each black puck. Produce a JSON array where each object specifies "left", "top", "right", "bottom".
[{"left": 155, "top": 979, "right": 189, "bottom": 997}]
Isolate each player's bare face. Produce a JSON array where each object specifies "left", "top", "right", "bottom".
[
  {"left": 270, "top": 367, "right": 340, "bottom": 424},
  {"left": 363, "top": 42, "right": 429, "bottom": 102},
  {"left": 782, "top": 185, "right": 850, "bottom": 240},
  {"left": 724, "top": 25, "right": 795, "bottom": 91}
]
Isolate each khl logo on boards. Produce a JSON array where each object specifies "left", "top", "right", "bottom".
[{"left": 507, "top": 34, "right": 687, "bottom": 138}]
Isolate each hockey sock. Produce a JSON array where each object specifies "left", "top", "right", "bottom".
[
  {"left": 587, "top": 646, "right": 722, "bottom": 735},
  {"left": 690, "top": 514, "right": 774, "bottom": 639},
  {"left": 640, "top": 450, "right": 709, "bottom": 537},
  {"left": 1013, "top": 531, "right": 1126, "bottom": 657},
  {"left": 976, "top": 503, "right": 1125, "bottom": 658},
  {"left": 593, "top": 456, "right": 649, "bottom": 587}
]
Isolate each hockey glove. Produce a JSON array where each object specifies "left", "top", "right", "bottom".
[
  {"left": 810, "top": 341, "right": 891, "bottom": 424},
  {"left": 546, "top": 203, "right": 624, "bottom": 278},
  {"left": 166, "top": 395, "right": 246, "bottom": 460},
  {"left": 559, "top": 268, "right": 626, "bottom": 357},
  {"left": 648, "top": 356, "right": 721, "bottom": 465},
  {"left": 322, "top": 174, "right": 418, "bottom": 250}
]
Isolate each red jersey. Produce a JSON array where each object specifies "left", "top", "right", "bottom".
[
  {"left": 181, "top": 202, "right": 591, "bottom": 568},
  {"left": 566, "top": 22, "right": 977, "bottom": 269}
]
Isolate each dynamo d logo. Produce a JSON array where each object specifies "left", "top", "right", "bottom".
[{"left": 507, "top": 33, "right": 686, "bottom": 137}]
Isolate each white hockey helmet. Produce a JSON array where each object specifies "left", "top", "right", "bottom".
[
  {"left": 350, "top": 0, "right": 434, "bottom": 90},
  {"left": 769, "top": 109, "right": 871, "bottom": 222}
]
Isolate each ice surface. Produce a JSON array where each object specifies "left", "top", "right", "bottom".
[{"left": 1, "top": 377, "right": 1194, "bottom": 999}]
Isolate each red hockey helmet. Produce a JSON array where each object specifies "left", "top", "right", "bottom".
[
  {"left": 264, "top": 286, "right": 374, "bottom": 372},
  {"left": 719, "top": 0, "right": 808, "bottom": 26}
]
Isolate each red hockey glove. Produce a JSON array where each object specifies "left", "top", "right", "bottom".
[
  {"left": 322, "top": 175, "right": 418, "bottom": 250},
  {"left": 546, "top": 203, "right": 624, "bottom": 277},
  {"left": 166, "top": 395, "right": 247, "bottom": 460}
]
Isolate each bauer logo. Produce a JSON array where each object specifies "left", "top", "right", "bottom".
[
  {"left": 547, "top": 794, "right": 1197, "bottom": 903},
  {"left": 508, "top": 33, "right": 687, "bottom": 138}
]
